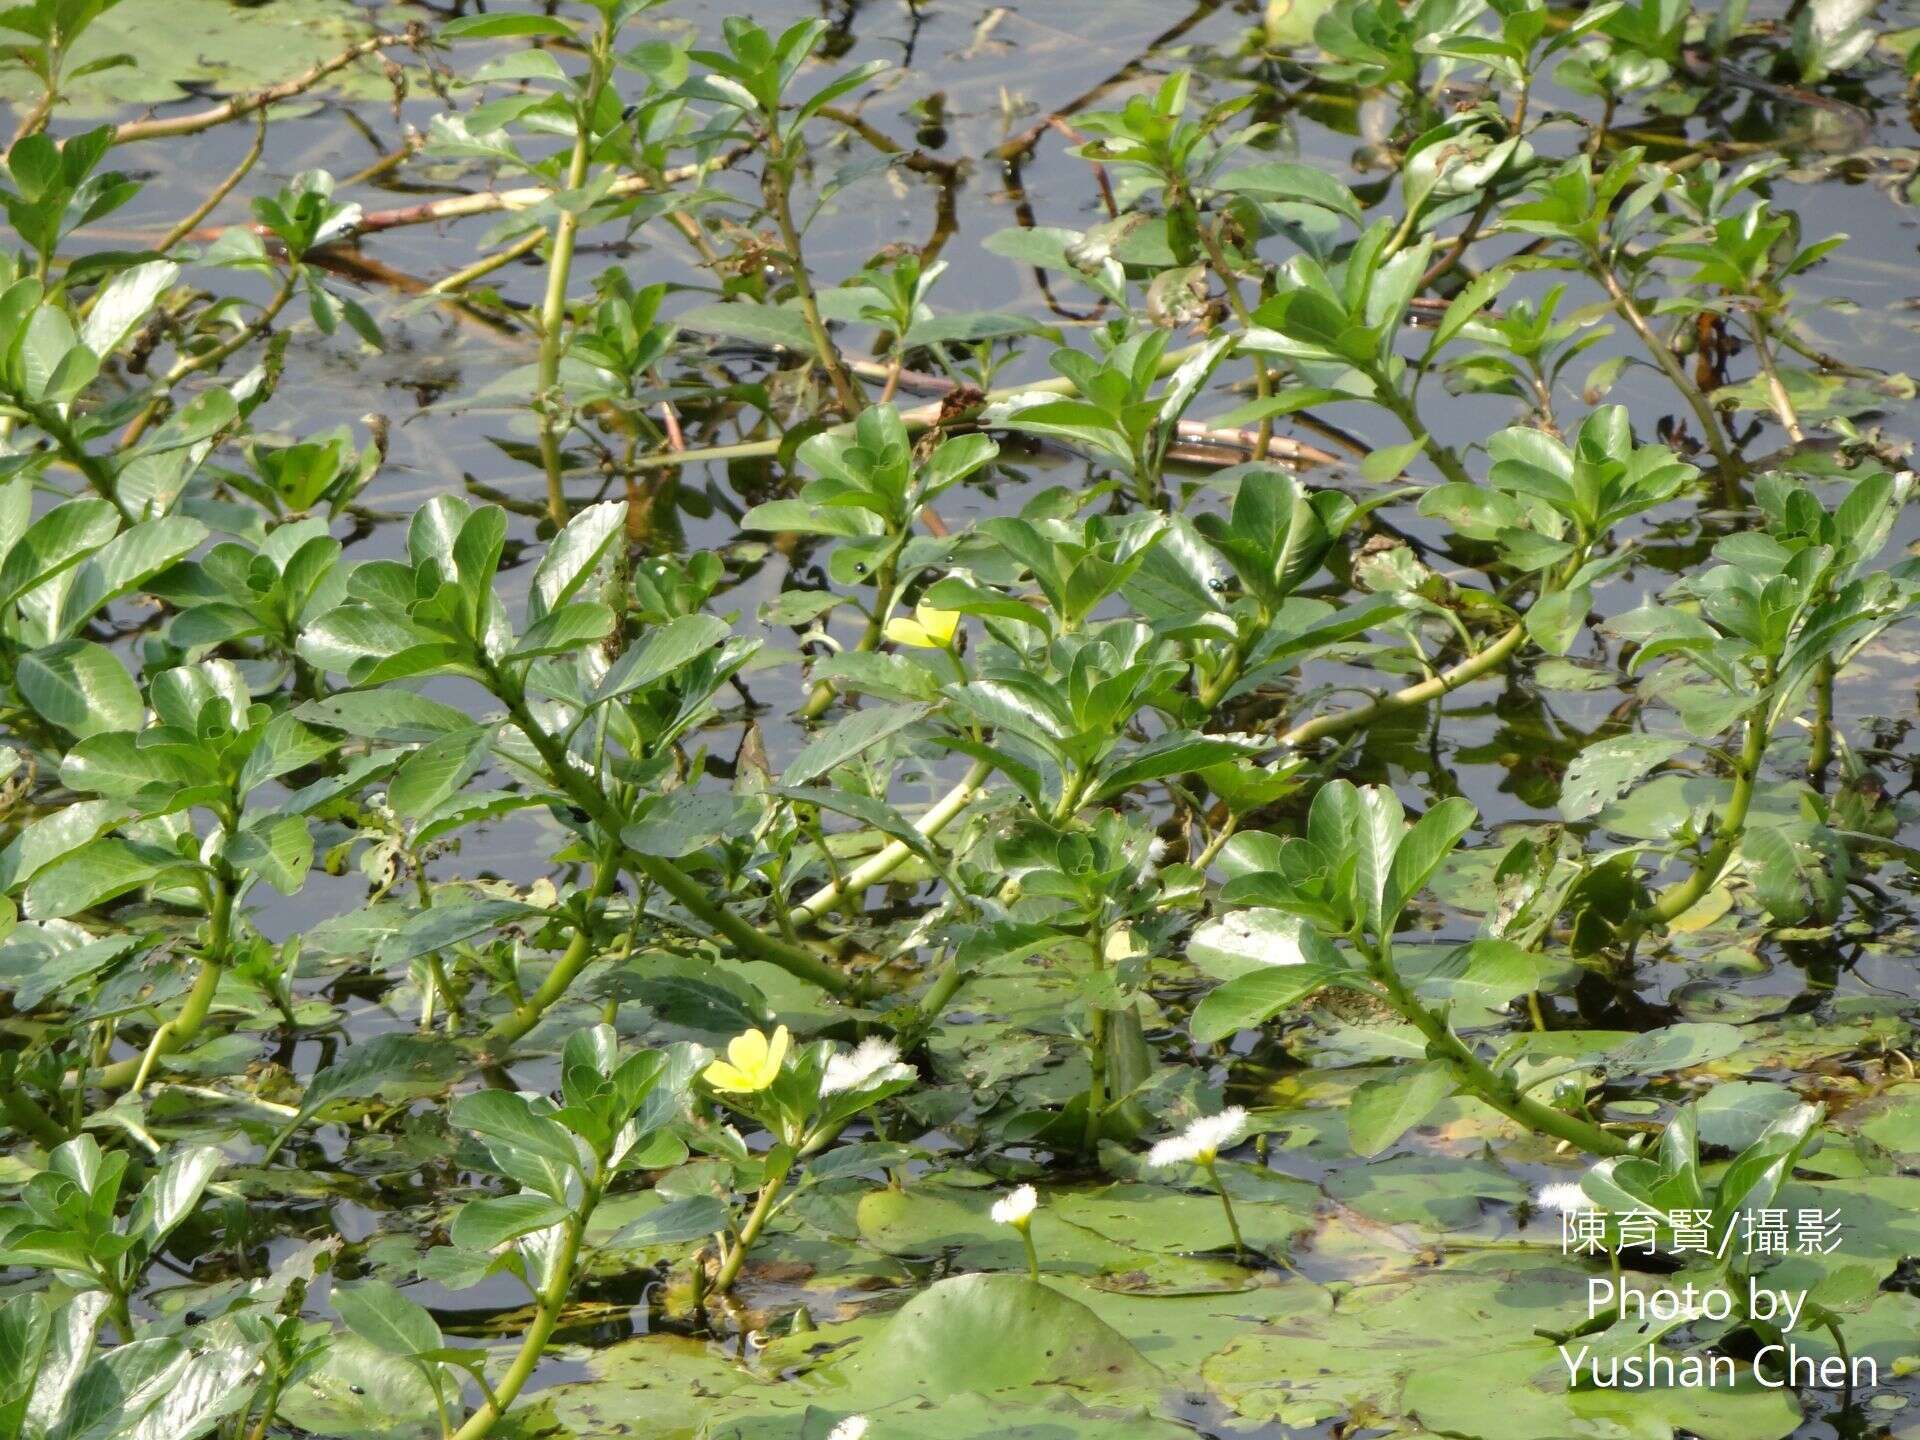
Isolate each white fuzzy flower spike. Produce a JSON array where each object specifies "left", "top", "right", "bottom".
[
  {"left": 991, "top": 1183, "right": 1038, "bottom": 1227},
  {"left": 1534, "top": 1181, "right": 1595, "bottom": 1214},
  {"left": 1147, "top": 1106, "right": 1249, "bottom": 1168},
  {"left": 821, "top": 1037, "right": 911, "bottom": 1096}
]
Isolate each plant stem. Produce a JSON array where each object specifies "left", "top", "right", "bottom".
[
  {"left": 1627, "top": 698, "right": 1769, "bottom": 933},
  {"left": 447, "top": 1189, "right": 596, "bottom": 1440},
  {"left": 763, "top": 134, "right": 863, "bottom": 415},
  {"left": 111, "top": 30, "right": 422, "bottom": 144},
  {"left": 1, "top": 1083, "right": 66, "bottom": 1147},
  {"left": 1367, "top": 945, "right": 1629, "bottom": 1157},
  {"left": 27, "top": 401, "right": 131, "bottom": 519},
  {"left": 893, "top": 952, "right": 972, "bottom": 1047},
  {"left": 535, "top": 33, "right": 611, "bottom": 528},
  {"left": 798, "top": 538, "right": 901, "bottom": 719},
  {"left": 629, "top": 337, "right": 1208, "bottom": 474},
  {"left": 1082, "top": 924, "right": 1109, "bottom": 1157},
  {"left": 155, "top": 111, "right": 267, "bottom": 255},
  {"left": 1277, "top": 622, "right": 1526, "bottom": 747},
  {"left": 243, "top": 1374, "right": 287, "bottom": 1440},
  {"left": 1201, "top": 1157, "right": 1246, "bottom": 1259},
  {"left": 1748, "top": 313, "right": 1804, "bottom": 443},
  {"left": 428, "top": 230, "right": 543, "bottom": 296},
  {"left": 119, "top": 263, "right": 299, "bottom": 449},
  {"left": 90, "top": 875, "right": 231, "bottom": 1092},
  {"left": 788, "top": 758, "right": 991, "bottom": 925},
  {"left": 1590, "top": 253, "right": 1739, "bottom": 480},
  {"left": 107, "top": 1290, "right": 136, "bottom": 1345},
  {"left": 1364, "top": 365, "right": 1473, "bottom": 485},
  {"left": 1017, "top": 1223, "right": 1041, "bottom": 1282},
  {"left": 1196, "top": 220, "right": 1275, "bottom": 458},
  {"left": 713, "top": 1170, "right": 786, "bottom": 1293},
  {"left": 485, "top": 856, "right": 620, "bottom": 1049},
  {"left": 487, "top": 665, "right": 857, "bottom": 997},
  {"left": 1808, "top": 657, "right": 1835, "bottom": 787}
]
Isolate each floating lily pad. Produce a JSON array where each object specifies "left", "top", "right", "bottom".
[{"left": 0, "top": 0, "right": 400, "bottom": 117}]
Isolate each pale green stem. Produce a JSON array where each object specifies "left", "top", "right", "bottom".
[
  {"left": 1277, "top": 623, "right": 1526, "bottom": 747},
  {"left": 484, "top": 856, "right": 619, "bottom": 1049},
  {"left": 535, "top": 35, "right": 611, "bottom": 528},
  {"left": 1626, "top": 698, "right": 1769, "bottom": 933},
  {"left": 788, "top": 758, "right": 991, "bottom": 926},
  {"left": 447, "top": 1187, "right": 597, "bottom": 1440},
  {"left": 1202, "top": 1157, "right": 1246, "bottom": 1259},
  {"left": 1591, "top": 253, "right": 1739, "bottom": 480},
  {"left": 714, "top": 1170, "right": 786, "bottom": 1293},
  {"left": 1367, "top": 939, "right": 1629, "bottom": 1157},
  {"left": 91, "top": 876, "right": 231, "bottom": 1092}
]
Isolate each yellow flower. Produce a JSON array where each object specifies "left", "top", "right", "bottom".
[
  {"left": 703, "top": 1025, "right": 790, "bottom": 1093},
  {"left": 883, "top": 603, "right": 960, "bottom": 649}
]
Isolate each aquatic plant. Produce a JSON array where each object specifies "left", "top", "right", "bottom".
[{"left": 0, "top": 0, "right": 1916, "bottom": 1437}]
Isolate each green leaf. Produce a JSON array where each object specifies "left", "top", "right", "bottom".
[
  {"left": 278, "top": 1335, "right": 439, "bottom": 1440},
  {"left": 1093, "top": 733, "right": 1263, "bottom": 801},
  {"left": 56, "top": 517, "right": 209, "bottom": 638},
  {"left": 449, "top": 1194, "right": 571, "bottom": 1252},
  {"left": 296, "top": 690, "right": 477, "bottom": 743},
  {"left": 388, "top": 728, "right": 488, "bottom": 820},
  {"left": 118, "top": 1341, "right": 263, "bottom": 1440},
  {"left": 677, "top": 300, "right": 814, "bottom": 351},
  {"left": 594, "top": 615, "right": 732, "bottom": 703},
  {"left": 449, "top": 1089, "right": 582, "bottom": 1173},
  {"left": 0, "top": 498, "right": 117, "bottom": 608},
  {"left": 279, "top": 1032, "right": 462, "bottom": 1140},
  {"left": 23, "top": 838, "right": 185, "bottom": 920},
  {"left": 440, "top": 13, "right": 577, "bottom": 38},
  {"left": 228, "top": 814, "right": 314, "bottom": 895},
  {"left": 782, "top": 703, "right": 927, "bottom": 785},
  {"left": 1191, "top": 959, "right": 1345, "bottom": 1043},
  {"left": 1524, "top": 585, "right": 1589, "bottom": 657},
  {"left": 126, "top": 1145, "right": 221, "bottom": 1256},
  {"left": 510, "top": 600, "right": 614, "bottom": 658},
  {"left": 621, "top": 790, "right": 757, "bottom": 858},
  {"left": 607, "top": 1194, "right": 730, "bottom": 1249},
  {"left": 529, "top": 501, "right": 625, "bottom": 623},
  {"left": 333, "top": 1280, "right": 442, "bottom": 1359},
  {"left": 1215, "top": 162, "right": 1364, "bottom": 224},
  {"left": 377, "top": 898, "right": 544, "bottom": 964},
  {"left": 79, "top": 260, "right": 177, "bottom": 359},
  {"left": 1559, "top": 734, "right": 1688, "bottom": 822},
  {"left": 16, "top": 641, "right": 142, "bottom": 737},
  {"left": 838, "top": 1273, "right": 1158, "bottom": 1403},
  {"left": 1346, "top": 1061, "right": 1456, "bottom": 1156},
  {"left": 1384, "top": 795, "right": 1476, "bottom": 924}
]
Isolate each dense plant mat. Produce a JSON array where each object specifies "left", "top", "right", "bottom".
[{"left": 1, "top": 0, "right": 1920, "bottom": 1438}]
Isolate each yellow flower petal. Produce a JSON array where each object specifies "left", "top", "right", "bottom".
[
  {"left": 914, "top": 604, "right": 959, "bottom": 646},
  {"left": 727, "top": 1028, "right": 770, "bottom": 1073},
  {"left": 704, "top": 1025, "right": 791, "bottom": 1093},
  {"left": 884, "top": 604, "right": 960, "bottom": 649},
  {"left": 884, "top": 617, "right": 934, "bottom": 648},
  {"left": 703, "top": 1060, "right": 756, "bottom": 1092}
]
